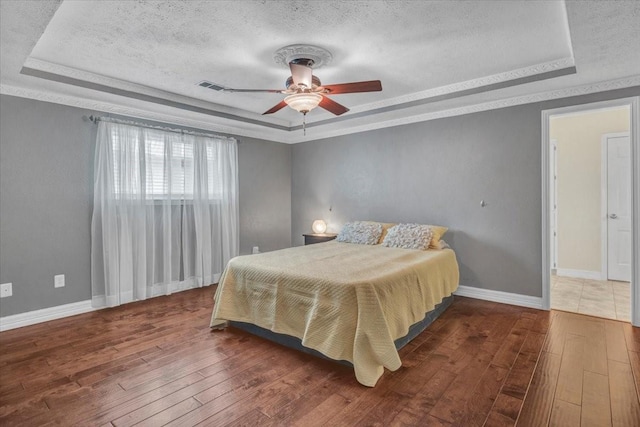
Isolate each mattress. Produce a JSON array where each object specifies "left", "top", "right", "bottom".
[{"left": 210, "top": 241, "right": 459, "bottom": 386}]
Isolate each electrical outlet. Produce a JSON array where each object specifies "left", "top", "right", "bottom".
[
  {"left": 0, "top": 283, "right": 12, "bottom": 298},
  {"left": 252, "top": 246, "right": 260, "bottom": 254},
  {"left": 54, "top": 274, "right": 65, "bottom": 288}
]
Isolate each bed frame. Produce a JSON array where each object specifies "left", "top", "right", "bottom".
[{"left": 227, "top": 294, "right": 454, "bottom": 367}]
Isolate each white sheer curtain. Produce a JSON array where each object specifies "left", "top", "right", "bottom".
[{"left": 91, "top": 120, "right": 238, "bottom": 308}]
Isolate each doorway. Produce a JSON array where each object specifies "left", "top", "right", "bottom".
[{"left": 542, "top": 97, "right": 639, "bottom": 326}]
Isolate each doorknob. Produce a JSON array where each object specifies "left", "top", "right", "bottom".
[{"left": 609, "top": 213, "right": 618, "bottom": 219}]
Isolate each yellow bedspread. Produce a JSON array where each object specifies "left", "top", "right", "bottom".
[{"left": 210, "top": 241, "right": 459, "bottom": 386}]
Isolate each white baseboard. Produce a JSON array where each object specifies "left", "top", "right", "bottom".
[
  {"left": 454, "top": 285, "right": 543, "bottom": 309},
  {"left": 0, "top": 282, "right": 217, "bottom": 332},
  {"left": 0, "top": 300, "right": 96, "bottom": 332},
  {"left": 0, "top": 284, "right": 541, "bottom": 331},
  {"left": 555, "top": 268, "right": 603, "bottom": 281}
]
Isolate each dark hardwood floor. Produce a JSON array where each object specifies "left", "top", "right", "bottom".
[
  {"left": 517, "top": 309, "right": 640, "bottom": 427},
  {"left": 0, "top": 287, "right": 637, "bottom": 426}
]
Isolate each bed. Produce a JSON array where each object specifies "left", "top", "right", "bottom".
[{"left": 210, "top": 234, "right": 459, "bottom": 387}]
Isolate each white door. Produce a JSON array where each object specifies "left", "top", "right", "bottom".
[{"left": 607, "top": 134, "right": 632, "bottom": 282}]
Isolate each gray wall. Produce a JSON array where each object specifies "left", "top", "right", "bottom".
[
  {"left": 0, "top": 96, "right": 95, "bottom": 317},
  {"left": 291, "top": 86, "right": 640, "bottom": 298},
  {"left": 0, "top": 95, "right": 291, "bottom": 317},
  {"left": 2, "top": 86, "right": 638, "bottom": 316},
  {"left": 238, "top": 137, "right": 291, "bottom": 255}
]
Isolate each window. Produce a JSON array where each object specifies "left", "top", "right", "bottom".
[
  {"left": 110, "top": 127, "right": 224, "bottom": 200},
  {"left": 92, "top": 119, "right": 239, "bottom": 308}
]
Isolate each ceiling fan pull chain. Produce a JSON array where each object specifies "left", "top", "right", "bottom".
[{"left": 303, "top": 112, "right": 307, "bottom": 136}]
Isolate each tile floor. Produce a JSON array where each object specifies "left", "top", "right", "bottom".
[{"left": 551, "top": 274, "right": 630, "bottom": 321}]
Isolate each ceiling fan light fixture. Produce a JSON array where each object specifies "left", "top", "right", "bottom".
[{"left": 284, "top": 93, "right": 322, "bottom": 114}]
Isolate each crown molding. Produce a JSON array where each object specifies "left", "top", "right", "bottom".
[
  {"left": 21, "top": 57, "right": 291, "bottom": 128},
  {"left": 3, "top": 75, "right": 639, "bottom": 144},
  {"left": 343, "top": 57, "right": 577, "bottom": 114},
  {"left": 284, "top": 74, "right": 640, "bottom": 143},
  {"left": 0, "top": 83, "right": 293, "bottom": 143},
  {"left": 22, "top": 56, "right": 577, "bottom": 131},
  {"left": 26, "top": 56, "right": 575, "bottom": 118}
]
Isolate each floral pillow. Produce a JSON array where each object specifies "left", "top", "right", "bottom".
[
  {"left": 382, "top": 223, "right": 434, "bottom": 250},
  {"left": 336, "top": 221, "right": 383, "bottom": 245}
]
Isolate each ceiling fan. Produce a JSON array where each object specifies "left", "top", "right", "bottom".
[{"left": 200, "top": 52, "right": 382, "bottom": 133}]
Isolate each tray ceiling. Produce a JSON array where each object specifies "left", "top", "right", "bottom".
[{"left": 1, "top": 0, "right": 639, "bottom": 143}]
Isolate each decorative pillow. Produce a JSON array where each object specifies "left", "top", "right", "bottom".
[
  {"left": 336, "top": 221, "right": 383, "bottom": 245},
  {"left": 382, "top": 223, "right": 434, "bottom": 250},
  {"left": 426, "top": 225, "right": 448, "bottom": 249},
  {"left": 377, "top": 222, "right": 397, "bottom": 244}
]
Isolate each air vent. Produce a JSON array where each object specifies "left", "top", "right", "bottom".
[{"left": 197, "top": 80, "right": 226, "bottom": 91}]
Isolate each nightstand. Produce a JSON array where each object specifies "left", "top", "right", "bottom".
[{"left": 303, "top": 233, "right": 337, "bottom": 245}]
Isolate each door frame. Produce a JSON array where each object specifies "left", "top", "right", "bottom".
[
  {"left": 550, "top": 138, "right": 558, "bottom": 271},
  {"left": 541, "top": 97, "right": 640, "bottom": 326},
  {"left": 601, "top": 132, "right": 632, "bottom": 281}
]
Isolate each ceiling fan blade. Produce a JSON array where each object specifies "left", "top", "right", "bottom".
[
  {"left": 322, "top": 80, "right": 382, "bottom": 94},
  {"left": 199, "top": 81, "right": 285, "bottom": 93},
  {"left": 221, "top": 88, "right": 285, "bottom": 93},
  {"left": 319, "top": 95, "right": 349, "bottom": 116},
  {"left": 263, "top": 100, "right": 288, "bottom": 115},
  {"left": 290, "top": 63, "right": 313, "bottom": 89}
]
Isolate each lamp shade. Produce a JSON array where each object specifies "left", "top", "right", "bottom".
[
  {"left": 284, "top": 93, "right": 322, "bottom": 113},
  {"left": 312, "top": 219, "right": 327, "bottom": 234}
]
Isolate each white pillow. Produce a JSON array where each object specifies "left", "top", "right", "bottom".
[
  {"left": 382, "top": 223, "right": 434, "bottom": 250},
  {"left": 336, "top": 221, "right": 383, "bottom": 245}
]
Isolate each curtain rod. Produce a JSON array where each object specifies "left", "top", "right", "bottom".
[{"left": 87, "top": 115, "right": 236, "bottom": 141}]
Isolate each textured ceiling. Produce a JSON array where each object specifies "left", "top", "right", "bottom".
[{"left": 1, "top": 0, "right": 639, "bottom": 143}]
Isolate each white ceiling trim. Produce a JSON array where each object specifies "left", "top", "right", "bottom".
[
  {"left": 0, "top": 83, "right": 288, "bottom": 142},
  {"left": 343, "top": 57, "right": 576, "bottom": 114},
  {"left": 285, "top": 75, "right": 640, "bottom": 143},
  {"left": 3, "top": 75, "right": 639, "bottom": 144},
  {"left": 21, "top": 55, "right": 577, "bottom": 131},
  {"left": 22, "top": 57, "right": 290, "bottom": 128}
]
